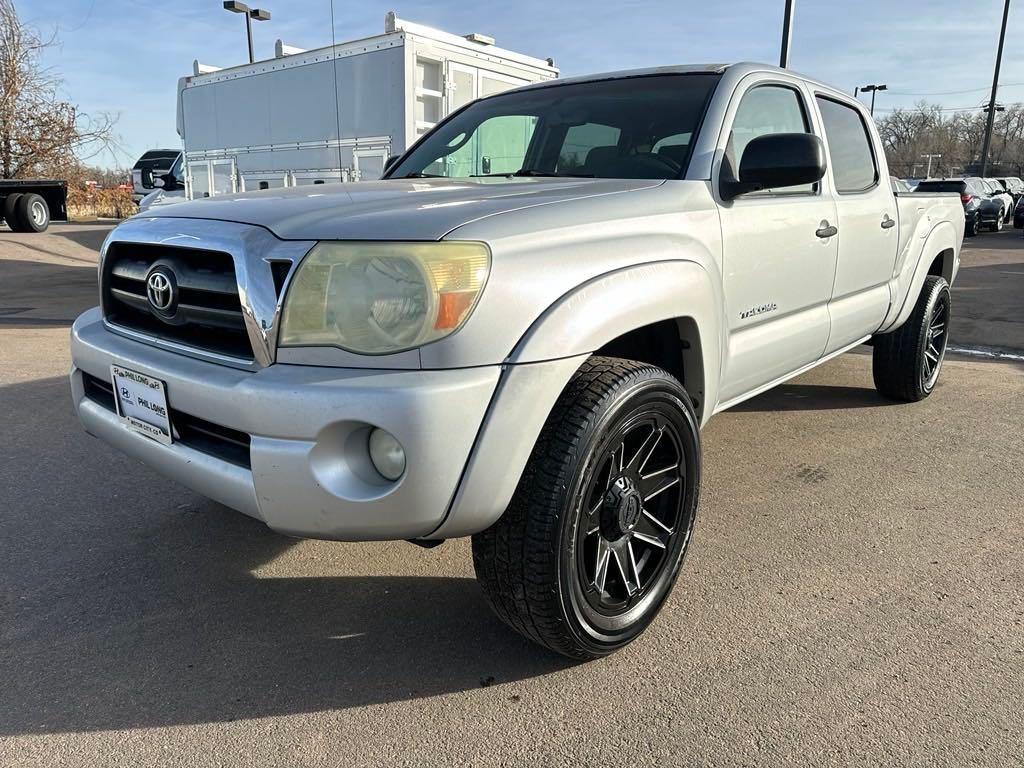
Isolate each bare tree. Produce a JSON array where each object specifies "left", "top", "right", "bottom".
[
  {"left": 877, "top": 101, "right": 1024, "bottom": 178},
  {"left": 0, "top": 0, "right": 117, "bottom": 180}
]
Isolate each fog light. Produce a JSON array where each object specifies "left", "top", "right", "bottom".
[{"left": 368, "top": 428, "right": 406, "bottom": 481}]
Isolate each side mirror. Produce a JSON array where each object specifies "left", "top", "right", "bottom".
[
  {"left": 152, "top": 176, "right": 165, "bottom": 189},
  {"left": 383, "top": 154, "right": 400, "bottom": 174},
  {"left": 158, "top": 172, "right": 180, "bottom": 191},
  {"left": 721, "top": 133, "right": 827, "bottom": 200}
]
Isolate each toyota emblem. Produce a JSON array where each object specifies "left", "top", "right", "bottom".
[{"left": 146, "top": 268, "right": 177, "bottom": 314}]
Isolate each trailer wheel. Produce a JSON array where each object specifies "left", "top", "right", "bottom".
[
  {"left": 2, "top": 193, "right": 23, "bottom": 231},
  {"left": 15, "top": 193, "right": 49, "bottom": 233}
]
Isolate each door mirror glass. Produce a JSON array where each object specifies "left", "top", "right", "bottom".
[
  {"left": 152, "top": 176, "right": 165, "bottom": 189},
  {"left": 722, "top": 133, "right": 826, "bottom": 199}
]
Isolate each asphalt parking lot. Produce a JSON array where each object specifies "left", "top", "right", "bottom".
[{"left": 1, "top": 223, "right": 1022, "bottom": 767}]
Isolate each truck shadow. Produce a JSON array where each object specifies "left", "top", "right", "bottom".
[
  {"left": 731, "top": 381, "right": 899, "bottom": 412},
  {"left": 46, "top": 221, "right": 115, "bottom": 254},
  {"left": 0, "top": 258, "right": 98, "bottom": 327},
  {"left": 0, "top": 374, "right": 573, "bottom": 736}
]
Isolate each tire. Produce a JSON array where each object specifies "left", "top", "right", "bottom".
[
  {"left": 965, "top": 214, "right": 978, "bottom": 237},
  {"left": 15, "top": 193, "right": 49, "bottom": 233},
  {"left": 471, "top": 356, "right": 701, "bottom": 659},
  {"left": 872, "top": 275, "right": 951, "bottom": 402},
  {"left": 2, "top": 193, "right": 23, "bottom": 231},
  {"left": 992, "top": 210, "right": 1004, "bottom": 231}
]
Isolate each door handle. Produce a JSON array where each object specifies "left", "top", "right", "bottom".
[
  {"left": 881, "top": 214, "right": 896, "bottom": 229},
  {"left": 815, "top": 220, "right": 838, "bottom": 238}
]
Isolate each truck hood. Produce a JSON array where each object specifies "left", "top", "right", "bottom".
[{"left": 139, "top": 177, "right": 664, "bottom": 241}]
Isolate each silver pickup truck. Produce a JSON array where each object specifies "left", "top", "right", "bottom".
[{"left": 70, "top": 63, "right": 964, "bottom": 658}]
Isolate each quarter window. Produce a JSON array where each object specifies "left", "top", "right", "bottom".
[
  {"left": 816, "top": 97, "right": 878, "bottom": 193},
  {"left": 728, "top": 85, "right": 814, "bottom": 194}
]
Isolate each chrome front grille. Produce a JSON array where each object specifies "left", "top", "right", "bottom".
[
  {"left": 102, "top": 242, "right": 253, "bottom": 360},
  {"left": 98, "top": 218, "right": 315, "bottom": 368}
]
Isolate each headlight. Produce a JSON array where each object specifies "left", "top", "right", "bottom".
[{"left": 279, "top": 241, "right": 490, "bottom": 354}]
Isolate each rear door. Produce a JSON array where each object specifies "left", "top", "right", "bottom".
[
  {"left": 716, "top": 76, "right": 838, "bottom": 403},
  {"left": 814, "top": 95, "right": 897, "bottom": 354}
]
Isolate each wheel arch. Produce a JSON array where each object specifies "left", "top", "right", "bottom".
[
  {"left": 431, "top": 260, "right": 721, "bottom": 540},
  {"left": 507, "top": 259, "right": 721, "bottom": 423}
]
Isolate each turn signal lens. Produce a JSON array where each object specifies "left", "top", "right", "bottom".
[{"left": 279, "top": 241, "right": 490, "bottom": 354}]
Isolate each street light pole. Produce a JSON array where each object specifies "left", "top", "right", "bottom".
[
  {"left": 980, "top": 0, "right": 1011, "bottom": 176},
  {"left": 780, "top": 0, "right": 795, "bottom": 68},
  {"left": 860, "top": 84, "right": 888, "bottom": 115},
  {"left": 223, "top": 1, "right": 271, "bottom": 64},
  {"left": 921, "top": 153, "right": 942, "bottom": 178}
]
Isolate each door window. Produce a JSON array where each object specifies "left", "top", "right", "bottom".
[
  {"left": 188, "top": 162, "right": 211, "bottom": 198},
  {"left": 415, "top": 58, "right": 444, "bottom": 135},
  {"left": 728, "top": 85, "right": 814, "bottom": 194},
  {"left": 815, "top": 97, "right": 878, "bottom": 194}
]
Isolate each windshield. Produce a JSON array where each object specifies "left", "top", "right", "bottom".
[{"left": 389, "top": 73, "right": 721, "bottom": 181}]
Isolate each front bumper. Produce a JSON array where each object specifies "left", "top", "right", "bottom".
[{"left": 70, "top": 308, "right": 500, "bottom": 540}]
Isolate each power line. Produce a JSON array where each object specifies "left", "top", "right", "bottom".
[
  {"left": 874, "top": 102, "right": 1022, "bottom": 114},
  {"left": 886, "top": 81, "right": 1024, "bottom": 97}
]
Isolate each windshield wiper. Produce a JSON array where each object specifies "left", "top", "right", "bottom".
[
  {"left": 469, "top": 169, "right": 595, "bottom": 178},
  {"left": 514, "top": 169, "right": 594, "bottom": 178}
]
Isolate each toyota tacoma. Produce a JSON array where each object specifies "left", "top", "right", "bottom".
[{"left": 71, "top": 63, "right": 964, "bottom": 658}]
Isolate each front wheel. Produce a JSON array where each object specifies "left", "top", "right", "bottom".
[
  {"left": 872, "top": 275, "right": 951, "bottom": 402},
  {"left": 472, "top": 357, "right": 701, "bottom": 659}
]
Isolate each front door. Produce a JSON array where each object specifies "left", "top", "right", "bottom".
[{"left": 716, "top": 78, "right": 838, "bottom": 404}]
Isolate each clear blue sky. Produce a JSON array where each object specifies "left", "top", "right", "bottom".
[{"left": 28, "top": 0, "right": 1024, "bottom": 169}]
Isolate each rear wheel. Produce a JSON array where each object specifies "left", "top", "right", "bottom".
[
  {"left": 965, "top": 213, "right": 978, "bottom": 237},
  {"left": 2, "top": 193, "right": 23, "bottom": 231},
  {"left": 472, "top": 357, "right": 701, "bottom": 659},
  {"left": 872, "top": 275, "right": 950, "bottom": 402},
  {"left": 15, "top": 193, "right": 49, "bottom": 233},
  {"left": 991, "top": 210, "right": 1005, "bottom": 231}
]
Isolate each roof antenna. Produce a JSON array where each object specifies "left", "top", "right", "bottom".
[{"left": 779, "top": 0, "right": 795, "bottom": 68}]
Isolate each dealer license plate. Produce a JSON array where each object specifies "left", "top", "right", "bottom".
[{"left": 110, "top": 365, "right": 173, "bottom": 445}]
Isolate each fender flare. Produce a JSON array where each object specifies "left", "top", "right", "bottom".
[
  {"left": 880, "top": 220, "right": 958, "bottom": 333},
  {"left": 430, "top": 260, "right": 721, "bottom": 539},
  {"left": 508, "top": 259, "right": 722, "bottom": 412}
]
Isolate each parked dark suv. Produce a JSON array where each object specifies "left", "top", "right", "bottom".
[{"left": 914, "top": 178, "right": 990, "bottom": 236}]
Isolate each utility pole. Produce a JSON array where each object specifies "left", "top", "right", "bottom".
[
  {"left": 921, "top": 153, "right": 942, "bottom": 178},
  {"left": 780, "top": 0, "right": 795, "bottom": 68},
  {"left": 860, "top": 84, "right": 888, "bottom": 115},
  {"left": 980, "top": 0, "right": 1011, "bottom": 176}
]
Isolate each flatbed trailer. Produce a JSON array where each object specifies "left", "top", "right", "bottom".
[{"left": 0, "top": 179, "right": 67, "bottom": 233}]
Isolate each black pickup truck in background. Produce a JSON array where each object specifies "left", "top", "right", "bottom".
[{"left": 1, "top": 180, "right": 68, "bottom": 233}]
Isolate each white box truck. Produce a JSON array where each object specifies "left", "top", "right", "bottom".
[{"left": 175, "top": 11, "right": 558, "bottom": 200}]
